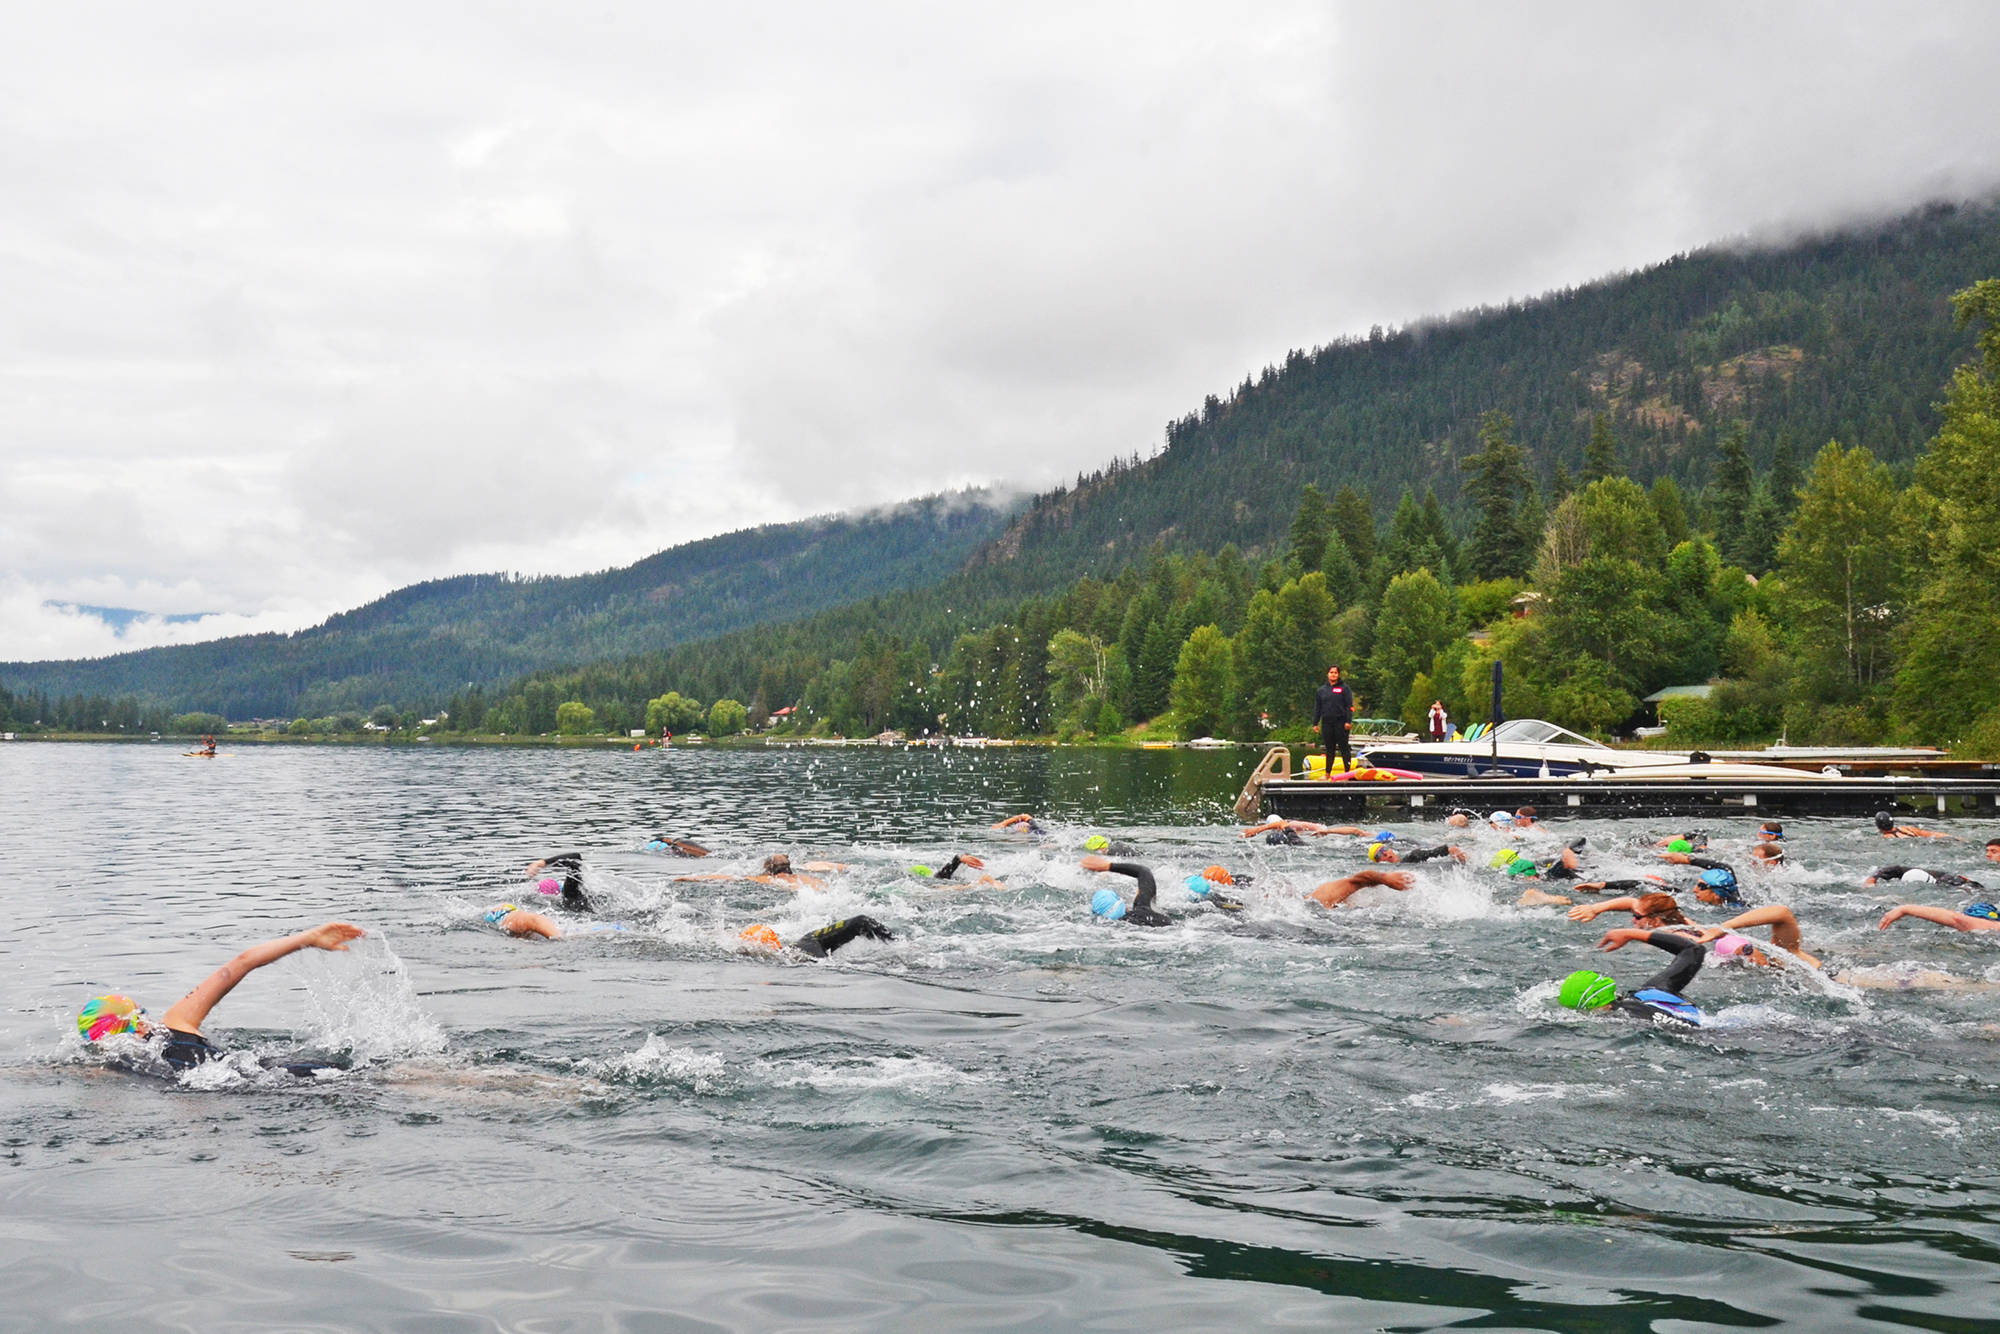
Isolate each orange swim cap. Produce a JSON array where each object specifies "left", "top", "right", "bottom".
[
  {"left": 739, "top": 924, "right": 782, "bottom": 951},
  {"left": 1200, "top": 865, "right": 1234, "bottom": 886}
]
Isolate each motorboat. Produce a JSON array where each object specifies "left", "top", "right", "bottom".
[{"left": 1358, "top": 718, "right": 1837, "bottom": 782}]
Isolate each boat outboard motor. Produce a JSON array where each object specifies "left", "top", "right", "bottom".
[{"left": 1688, "top": 751, "right": 1711, "bottom": 764}]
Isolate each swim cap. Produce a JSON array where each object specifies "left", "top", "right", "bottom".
[
  {"left": 1083, "top": 835, "right": 1110, "bottom": 852},
  {"left": 1090, "top": 888, "right": 1127, "bottom": 920},
  {"left": 1965, "top": 902, "right": 2000, "bottom": 921},
  {"left": 1366, "top": 842, "right": 1390, "bottom": 862},
  {"left": 1200, "top": 865, "right": 1235, "bottom": 886},
  {"left": 739, "top": 924, "right": 782, "bottom": 950},
  {"left": 908, "top": 864, "right": 934, "bottom": 877},
  {"left": 1372, "top": 831, "right": 1394, "bottom": 843},
  {"left": 1489, "top": 811, "right": 1512, "bottom": 827},
  {"left": 1667, "top": 838, "right": 1692, "bottom": 853},
  {"left": 1698, "top": 867, "right": 1741, "bottom": 901},
  {"left": 1489, "top": 848, "right": 1520, "bottom": 869},
  {"left": 1184, "top": 874, "right": 1215, "bottom": 898},
  {"left": 1901, "top": 868, "right": 1937, "bottom": 883},
  {"left": 1557, "top": 970, "right": 1617, "bottom": 1010},
  {"left": 1503, "top": 857, "right": 1540, "bottom": 877},
  {"left": 484, "top": 903, "right": 519, "bottom": 924},
  {"left": 1875, "top": 811, "right": 1896, "bottom": 832},
  {"left": 536, "top": 878, "right": 561, "bottom": 895},
  {"left": 1711, "top": 933, "right": 1755, "bottom": 959},
  {"left": 77, "top": 994, "right": 142, "bottom": 1041}
]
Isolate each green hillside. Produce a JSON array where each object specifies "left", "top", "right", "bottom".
[{"left": 0, "top": 493, "right": 1014, "bottom": 720}]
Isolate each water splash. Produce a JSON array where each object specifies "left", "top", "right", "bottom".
[{"left": 297, "top": 931, "right": 446, "bottom": 1062}]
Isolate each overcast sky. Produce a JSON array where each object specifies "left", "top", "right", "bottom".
[{"left": 4, "top": 1, "right": 1998, "bottom": 663}]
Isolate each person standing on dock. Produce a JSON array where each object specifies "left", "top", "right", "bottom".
[
  {"left": 1427, "top": 700, "right": 1448, "bottom": 743},
  {"left": 1313, "top": 665, "right": 1356, "bottom": 775}
]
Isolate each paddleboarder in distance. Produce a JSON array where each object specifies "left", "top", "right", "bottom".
[{"left": 1313, "top": 665, "right": 1356, "bottom": 775}]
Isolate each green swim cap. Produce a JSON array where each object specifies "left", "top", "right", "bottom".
[
  {"left": 1557, "top": 970, "right": 1617, "bottom": 1010},
  {"left": 1503, "top": 857, "right": 1540, "bottom": 877},
  {"left": 1489, "top": 848, "right": 1520, "bottom": 869},
  {"left": 1667, "top": 838, "right": 1692, "bottom": 853},
  {"left": 1084, "top": 835, "right": 1110, "bottom": 852},
  {"left": 908, "top": 864, "right": 934, "bottom": 877}
]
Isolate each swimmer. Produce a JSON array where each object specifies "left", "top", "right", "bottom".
[
  {"left": 1566, "top": 892, "right": 1694, "bottom": 929},
  {"left": 1444, "top": 808, "right": 1477, "bottom": 828},
  {"left": 1749, "top": 841, "right": 1786, "bottom": 867},
  {"left": 1875, "top": 811, "right": 1948, "bottom": 839},
  {"left": 1862, "top": 865, "right": 1986, "bottom": 889},
  {"left": 523, "top": 853, "right": 594, "bottom": 912},
  {"left": 485, "top": 904, "right": 564, "bottom": 939},
  {"left": 1182, "top": 864, "right": 1249, "bottom": 912},
  {"left": 1553, "top": 928, "right": 1707, "bottom": 1029},
  {"left": 1239, "top": 817, "right": 1367, "bottom": 842},
  {"left": 910, "top": 854, "right": 1003, "bottom": 887},
  {"left": 76, "top": 922, "right": 366, "bottom": 1074},
  {"left": 1877, "top": 902, "right": 2000, "bottom": 933},
  {"left": 1512, "top": 807, "right": 1542, "bottom": 830},
  {"left": 1081, "top": 855, "right": 1174, "bottom": 926},
  {"left": 674, "top": 853, "right": 827, "bottom": 891},
  {"left": 1985, "top": 837, "right": 2000, "bottom": 862},
  {"left": 644, "top": 836, "right": 710, "bottom": 857},
  {"left": 1307, "top": 868, "right": 1414, "bottom": 908},
  {"left": 992, "top": 814, "right": 1045, "bottom": 835},
  {"left": 1756, "top": 821, "right": 1784, "bottom": 842},
  {"left": 1489, "top": 844, "right": 1584, "bottom": 882},
  {"left": 1657, "top": 850, "right": 1749, "bottom": 906},
  {"left": 1652, "top": 832, "right": 1710, "bottom": 852},
  {"left": 1367, "top": 838, "right": 1466, "bottom": 865},
  {"left": 738, "top": 916, "right": 896, "bottom": 958},
  {"left": 1082, "top": 834, "right": 1140, "bottom": 856},
  {"left": 1690, "top": 905, "right": 1821, "bottom": 968}
]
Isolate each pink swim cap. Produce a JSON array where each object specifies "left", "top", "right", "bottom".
[
  {"left": 537, "top": 878, "right": 561, "bottom": 895},
  {"left": 1712, "top": 933, "right": 1752, "bottom": 958}
]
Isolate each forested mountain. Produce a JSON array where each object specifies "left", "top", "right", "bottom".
[
  {"left": 980, "top": 199, "right": 2000, "bottom": 586},
  {"left": 0, "top": 493, "right": 1014, "bottom": 719}
]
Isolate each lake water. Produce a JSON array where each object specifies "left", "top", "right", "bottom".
[{"left": 4, "top": 741, "right": 2000, "bottom": 1331}]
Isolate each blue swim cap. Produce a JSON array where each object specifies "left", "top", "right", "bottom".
[
  {"left": 1183, "top": 874, "right": 1214, "bottom": 898},
  {"left": 1698, "top": 867, "right": 1742, "bottom": 901},
  {"left": 646, "top": 839, "right": 665, "bottom": 851},
  {"left": 1372, "top": 830, "right": 1394, "bottom": 843},
  {"left": 1964, "top": 902, "right": 2000, "bottom": 921},
  {"left": 1090, "top": 888, "right": 1127, "bottom": 920},
  {"left": 484, "top": 903, "right": 518, "bottom": 924}
]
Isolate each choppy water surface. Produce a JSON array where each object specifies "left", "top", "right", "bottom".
[{"left": 5, "top": 742, "right": 2000, "bottom": 1331}]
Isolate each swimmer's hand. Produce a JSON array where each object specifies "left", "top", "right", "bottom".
[
  {"left": 1688, "top": 926, "right": 1730, "bottom": 945},
  {"left": 1079, "top": 854, "right": 1112, "bottom": 872},
  {"left": 303, "top": 922, "right": 366, "bottom": 951},
  {"left": 957, "top": 854, "right": 986, "bottom": 869},
  {"left": 1878, "top": 906, "right": 1912, "bottom": 929},
  {"left": 523, "top": 859, "right": 549, "bottom": 876},
  {"left": 1567, "top": 902, "right": 1612, "bottom": 922},
  {"left": 1596, "top": 928, "right": 1646, "bottom": 951}
]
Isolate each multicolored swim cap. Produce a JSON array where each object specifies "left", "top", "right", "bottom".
[
  {"left": 1964, "top": 902, "right": 2000, "bottom": 921},
  {"left": 1184, "top": 874, "right": 1215, "bottom": 898},
  {"left": 1090, "top": 888, "right": 1127, "bottom": 920},
  {"left": 1489, "top": 848, "right": 1520, "bottom": 869},
  {"left": 536, "top": 878, "right": 561, "bottom": 895},
  {"left": 1557, "top": 970, "right": 1617, "bottom": 1010},
  {"left": 908, "top": 864, "right": 935, "bottom": 877},
  {"left": 1667, "top": 838, "right": 1693, "bottom": 853},
  {"left": 739, "top": 924, "right": 782, "bottom": 950},
  {"left": 1367, "top": 842, "right": 1391, "bottom": 862},
  {"left": 78, "top": 994, "right": 142, "bottom": 1041},
  {"left": 1083, "top": 835, "right": 1111, "bottom": 852},
  {"left": 484, "top": 903, "right": 519, "bottom": 924}
]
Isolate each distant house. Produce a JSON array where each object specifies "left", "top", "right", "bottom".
[
  {"left": 1510, "top": 591, "right": 1544, "bottom": 619},
  {"left": 1641, "top": 683, "right": 1714, "bottom": 727}
]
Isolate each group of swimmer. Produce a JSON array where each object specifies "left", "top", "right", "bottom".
[{"left": 72, "top": 803, "right": 2000, "bottom": 1073}]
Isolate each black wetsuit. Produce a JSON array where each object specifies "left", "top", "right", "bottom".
[
  {"left": 1872, "top": 865, "right": 1986, "bottom": 889},
  {"left": 792, "top": 916, "right": 895, "bottom": 958},
  {"left": 161, "top": 1028, "right": 340, "bottom": 1078},
  {"left": 537, "top": 853, "right": 594, "bottom": 912},
  {"left": 1101, "top": 861, "right": 1173, "bottom": 927},
  {"left": 1401, "top": 845, "right": 1457, "bottom": 864},
  {"left": 1312, "top": 679, "right": 1355, "bottom": 772},
  {"left": 1265, "top": 828, "right": 1305, "bottom": 846},
  {"left": 1608, "top": 932, "right": 1706, "bottom": 1029}
]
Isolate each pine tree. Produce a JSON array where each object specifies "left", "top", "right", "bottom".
[
  {"left": 1767, "top": 431, "right": 1802, "bottom": 518},
  {"left": 1710, "top": 423, "right": 1755, "bottom": 567},
  {"left": 1286, "top": 483, "right": 1334, "bottom": 575},
  {"left": 1582, "top": 412, "right": 1620, "bottom": 482},
  {"left": 1330, "top": 486, "right": 1376, "bottom": 569},
  {"left": 1461, "top": 411, "right": 1536, "bottom": 580}
]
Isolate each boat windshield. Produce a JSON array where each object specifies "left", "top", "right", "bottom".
[{"left": 1492, "top": 719, "right": 1609, "bottom": 750}]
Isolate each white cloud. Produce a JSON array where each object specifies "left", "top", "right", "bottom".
[{"left": 3, "top": 1, "right": 1998, "bottom": 661}]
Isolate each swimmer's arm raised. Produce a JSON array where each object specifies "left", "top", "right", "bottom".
[
  {"left": 1568, "top": 897, "right": 1644, "bottom": 922},
  {"left": 161, "top": 922, "right": 365, "bottom": 1035},
  {"left": 1879, "top": 904, "right": 1999, "bottom": 932}
]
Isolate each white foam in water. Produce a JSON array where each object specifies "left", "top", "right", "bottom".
[
  {"left": 588, "top": 1034, "right": 728, "bottom": 1093},
  {"left": 297, "top": 931, "right": 446, "bottom": 1063},
  {"left": 770, "top": 1053, "right": 983, "bottom": 1094}
]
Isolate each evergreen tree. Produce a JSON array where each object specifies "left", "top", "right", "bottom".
[
  {"left": 1710, "top": 422, "right": 1756, "bottom": 567},
  {"left": 1582, "top": 412, "right": 1620, "bottom": 482},
  {"left": 1461, "top": 411, "right": 1536, "bottom": 580},
  {"left": 1650, "top": 476, "right": 1692, "bottom": 548},
  {"left": 1330, "top": 486, "right": 1376, "bottom": 569},
  {"left": 1286, "top": 483, "right": 1334, "bottom": 575},
  {"left": 1767, "top": 431, "right": 1802, "bottom": 518}
]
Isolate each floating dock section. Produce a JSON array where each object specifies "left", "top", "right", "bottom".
[{"left": 1239, "top": 750, "right": 2000, "bottom": 822}]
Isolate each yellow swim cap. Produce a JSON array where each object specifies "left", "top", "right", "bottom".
[
  {"left": 739, "top": 924, "right": 782, "bottom": 951},
  {"left": 1366, "top": 842, "right": 1389, "bottom": 862}
]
